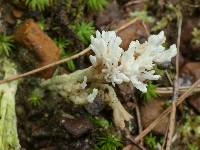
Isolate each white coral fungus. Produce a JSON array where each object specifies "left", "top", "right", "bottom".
[
  {"left": 87, "top": 88, "right": 98, "bottom": 103},
  {"left": 89, "top": 31, "right": 177, "bottom": 92}
]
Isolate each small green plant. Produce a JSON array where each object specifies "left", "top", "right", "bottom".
[
  {"left": 90, "top": 116, "right": 110, "bottom": 129},
  {"left": 151, "top": 4, "right": 178, "bottom": 32},
  {"left": 144, "top": 133, "right": 157, "bottom": 150},
  {"left": 179, "top": 115, "right": 200, "bottom": 138},
  {"left": 54, "top": 37, "right": 76, "bottom": 71},
  {"left": 65, "top": 52, "right": 76, "bottom": 71},
  {"left": 140, "top": 82, "right": 158, "bottom": 101},
  {"left": 192, "top": 27, "right": 200, "bottom": 45},
  {"left": 95, "top": 133, "right": 123, "bottom": 150},
  {"left": 38, "top": 18, "right": 46, "bottom": 30},
  {"left": 54, "top": 37, "right": 70, "bottom": 56},
  {"left": 0, "top": 34, "right": 14, "bottom": 57},
  {"left": 28, "top": 89, "right": 43, "bottom": 106},
  {"left": 73, "top": 21, "right": 95, "bottom": 44},
  {"left": 130, "top": 10, "right": 155, "bottom": 23},
  {"left": 24, "top": 0, "right": 52, "bottom": 11},
  {"left": 188, "top": 144, "right": 199, "bottom": 150},
  {"left": 86, "top": 0, "right": 108, "bottom": 11}
]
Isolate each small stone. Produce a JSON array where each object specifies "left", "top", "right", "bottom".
[
  {"left": 181, "top": 62, "right": 200, "bottom": 82},
  {"left": 60, "top": 117, "right": 93, "bottom": 137},
  {"left": 117, "top": 82, "right": 135, "bottom": 102},
  {"left": 84, "top": 95, "right": 105, "bottom": 115}
]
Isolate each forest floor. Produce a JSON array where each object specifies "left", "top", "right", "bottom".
[{"left": 0, "top": 0, "right": 200, "bottom": 150}]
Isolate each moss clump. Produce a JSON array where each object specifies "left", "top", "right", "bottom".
[
  {"left": 24, "top": 0, "right": 52, "bottom": 11},
  {"left": 140, "top": 82, "right": 158, "bottom": 101},
  {"left": 86, "top": 0, "right": 108, "bottom": 11},
  {"left": 73, "top": 21, "right": 95, "bottom": 45},
  {"left": 0, "top": 34, "right": 14, "bottom": 57},
  {"left": 94, "top": 132, "right": 123, "bottom": 150},
  {"left": 191, "top": 27, "right": 200, "bottom": 45}
]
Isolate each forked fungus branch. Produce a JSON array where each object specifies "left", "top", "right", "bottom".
[{"left": 42, "top": 30, "right": 177, "bottom": 129}]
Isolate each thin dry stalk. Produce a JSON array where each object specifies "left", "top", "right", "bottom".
[
  {"left": 0, "top": 18, "right": 139, "bottom": 85},
  {"left": 166, "top": 10, "right": 182, "bottom": 150},
  {"left": 124, "top": 0, "right": 147, "bottom": 7},
  {"left": 0, "top": 48, "right": 90, "bottom": 84},
  {"left": 134, "top": 78, "right": 200, "bottom": 142},
  {"left": 165, "top": 70, "right": 173, "bottom": 86},
  {"left": 156, "top": 86, "right": 200, "bottom": 95},
  {"left": 161, "top": 121, "right": 170, "bottom": 150},
  {"left": 124, "top": 128, "right": 147, "bottom": 150},
  {"left": 134, "top": 99, "right": 143, "bottom": 145},
  {"left": 141, "top": 21, "right": 150, "bottom": 36}
]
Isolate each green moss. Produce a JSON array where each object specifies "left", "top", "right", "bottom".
[
  {"left": 188, "top": 144, "right": 199, "bottom": 150},
  {"left": 54, "top": 37, "right": 76, "bottom": 71},
  {"left": 54, "top": 37, "right": 70, "bottom": 56},
  {"left": 151, "top": 4, "right": 178, "bottom": 32},
  {"left": 144, "top": 133, "right": 157, "bottom": 150},
  {"left": 130, "top": 10, "right": 155, "bottom": 23},
  {"left": 90, "top": 116, "right": 110, "bottom": 129},
  {"left": 0, "top": 34, "right": 14, "bottom": 57},
  {"left": 38, "top": 18, "right": 46, "bottom": 30},
  {"left": 94, "top": 132, "right": 123, "bottom": 150},
  {"left": 179, "top": 115, "right": 200, "bottom": 139},
  {"left": 86, "top": 0, "right": 108, "bottom": 11},
  {"left": 24, "top": 0, "right": 52, "bottom": 11},
  {"left": 140, "top": 82, "right": 158, "bottom": 101},
  {"left": 192, "top": 27, "right": 200, "bottom": 45},
  {"left": 73, "top": 21, "right": 95, "bottom": 45},
  {"left": 28, "top": 89, "right": 43, "bottom": 106}
]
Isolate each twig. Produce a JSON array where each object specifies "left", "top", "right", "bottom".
[
  {"left": 124, "top": 0, "right": 147, "bottom": 7},
  {"left": 164, "top": 70, "right": 173, "bottom": 86},
  {"left": 141, "top": 21, "right": 150, "bottom": 36},
  {"left": 124, "top": 128, "right": 147, "bottom": 150},
  {"left": 134, "top": 78, "right": 200, "bottom": 142},
  {"left": 0, "top": 48, "right": 90, "bottom": 84},
  {"left": 0, "top": 18, "right": 139, "bottom": 85},
  {"left": 115, "top": 17, "right": 139, "bottom": 32},
  {"left": 134, "top": 99, "right": 143, "bottom": 145},
  {"left": 161, "top": 120, "right": 170, "bottom": 150},
  {"left": 166, "top": 10, "right": 182, "bottom": 150},
  {"left": 156, "top": 86, "right": 200, "bottom": 95}
]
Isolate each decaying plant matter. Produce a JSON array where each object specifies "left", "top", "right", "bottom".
[
  {"left": 42, "top": 30, "right": 177, "bottom": 129},
  {"left": 0, "top": 59, "right": 20, "bottom": 150}
]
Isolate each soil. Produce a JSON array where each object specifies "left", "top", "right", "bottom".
[{"left": 0, "top": 0, "right": 200, "bottom": 150}]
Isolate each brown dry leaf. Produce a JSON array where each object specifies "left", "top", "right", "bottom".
[
  {"left": 60, "top": 117, "right": 93, "bottom": 137},
  {"left": 123, "top": 144, "right": 140, "bottom": 150},
  {"left": 140, "top": 99, "right": 169, "bottom": 135},
  {"left": 117, "top": 19, "right": 148, "bottom": 50},
  {"left": 181, "top": 62, "right": 200, "bottom": 82}
]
